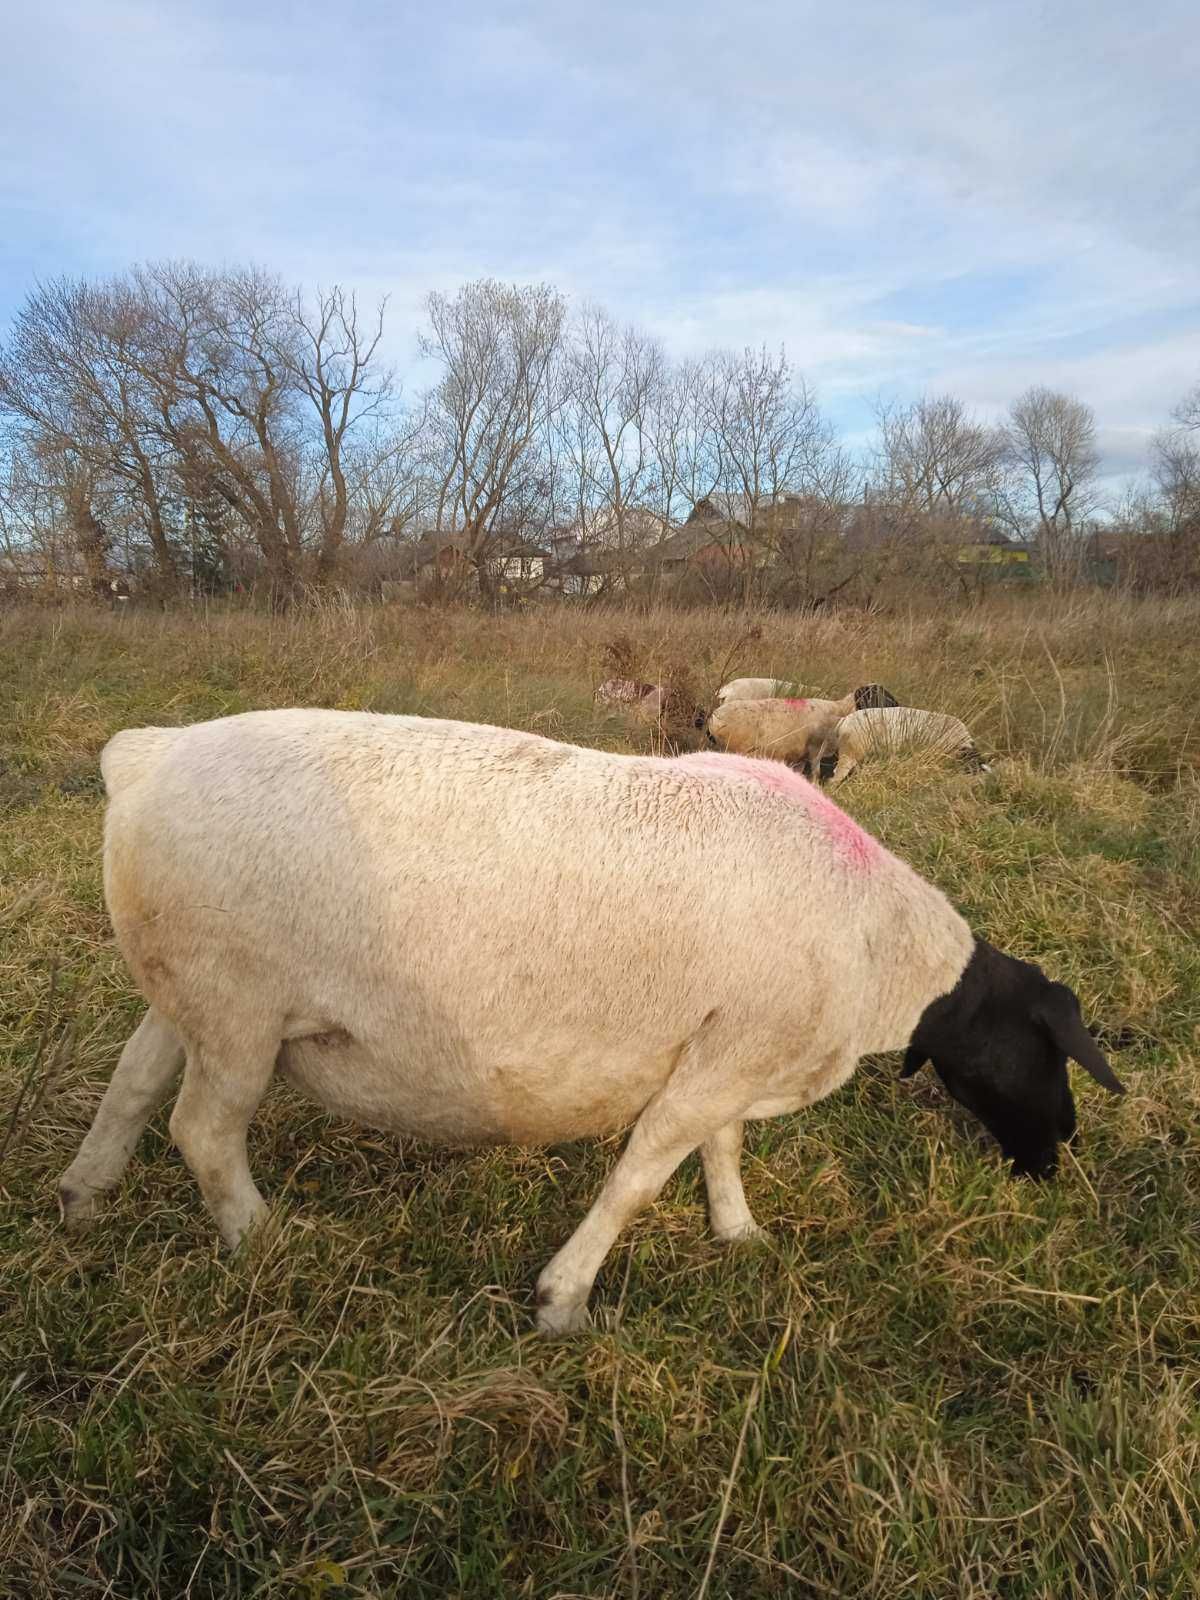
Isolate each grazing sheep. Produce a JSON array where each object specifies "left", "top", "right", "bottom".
[
  {"left": 707, "top": 684, "right": 899, "bottom": 777},
  {"left": 594, "top": 676, "right": 665, "bottom": 726},
  {"left": 60, "top": 711, "right": 1123, "bottom": 1334},
  {"left": 827, "top": 707, "right": 991, "bottom": 790},
  {"left": 716, "top": 676, "right": 803, "bottom": 705}
]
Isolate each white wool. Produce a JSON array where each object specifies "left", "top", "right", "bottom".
[
  {"left": 715, "top": 676, "right": 802, "bottom": 704},
  {"left": 65, "top": 709, "right": 974, "bottom": 1331},
  {"left": 707, "top": 693, "right": 855, "bottom": 769},
  {"left": 830, "top": 707, "right": 981, "bottom": 788}
]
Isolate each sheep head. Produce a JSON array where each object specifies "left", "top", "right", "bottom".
[{"left": 902, "top": 939, "right": 1125, "bottom": 1178}]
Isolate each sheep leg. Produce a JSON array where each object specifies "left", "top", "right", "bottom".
[
  {"left": 535, "top": 1076, "right": 751, "bottom": 1335},
  {"left": 827, "top": 754, "right": 856, "bottom": 791},
  {"left": 58, "top": 1008, "right": 185, "bottom": 1229},
  {"left": 701, "top": 1119, "right": 764, "bottom": 1242},
  {"left": 806, "top": 740, "right": 827, "bottom": 782},
  {"left": 168, "top": 1024, "right": 278, "bottom": 1248}
]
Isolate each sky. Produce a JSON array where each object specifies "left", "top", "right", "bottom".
[{"left": 2, "top": 0, "right": 1198, "bottom": 492}]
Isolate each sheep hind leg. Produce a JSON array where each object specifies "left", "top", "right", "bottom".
[
  {"left": 168, "top": 1021, "right": 280, "bottom": 1249},
  {"left": 535, "top": 1038, "right": 755, "bottom": 1334},
  {"left": 701, "top": 1119, "right": 764, "bottom": 1243},
  {"left": 59, "top": 1008, "right": 185, "bottom": 1229}
]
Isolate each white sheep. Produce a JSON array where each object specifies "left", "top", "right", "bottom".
[
  {"left": 60, "top": 710, "right": 1122, "bottom": 1334},
  {"left": 827, "top": 707, "right": 991, "bottom": 790},
  {"left": 716, "top": 676, "right": 803, "bottom": 705},
  {"left": 707, "top": 684, "right": 898, "bottom": 777}
]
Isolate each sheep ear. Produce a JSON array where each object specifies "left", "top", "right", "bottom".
[
  {"left": 900, "top": 1046, "right": 928, "bottom": 1079},
  {"left": 1039, "top": 987, "right": 1126, "bottom": 1095}
]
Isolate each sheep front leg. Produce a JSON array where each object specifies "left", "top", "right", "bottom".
[
  {"left": 701, "top": 1119, "right": 764, "bottom": 1242},
  {"left": 827, "top": 753, "right": 857, "bottom": 791},
  {"left": 535, "top": 1085, "right": 749, "bottom": 1334}
]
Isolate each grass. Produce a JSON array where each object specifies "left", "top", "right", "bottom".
[{"left": 1, "top": 591, "right": 1199, "bottom": 1599}]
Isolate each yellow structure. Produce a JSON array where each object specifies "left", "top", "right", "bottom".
[{"left": 956, "top": 538, "right": 1030, "bottom": 566}]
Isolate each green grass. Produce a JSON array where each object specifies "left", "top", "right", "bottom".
[{"left": 2, "top": 593, "right": 1199, "bottom": 1598}]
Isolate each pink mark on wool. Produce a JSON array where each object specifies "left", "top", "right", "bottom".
[
  {"left": 782, "top": 697, "right": 810, "bottom": 709},
  {"left": 671, "top": 751, "right": 881, "bottom": 871},
  {"left": 678, "top": 751, "right": 811, "bottom": 797},
  {"left": 801, "top": 785, "right": 882, "bottom": 871}
]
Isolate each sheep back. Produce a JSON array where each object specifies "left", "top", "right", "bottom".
[{"left": 101, "top": 710, "right": 973, "bottom": 1140}]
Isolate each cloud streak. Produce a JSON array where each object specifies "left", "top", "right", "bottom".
[{"left": 1, "top": 0, "right": 1196, "bottom": 484}]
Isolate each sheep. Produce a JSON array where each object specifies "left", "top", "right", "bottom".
[
  {"left": 827, "top": 707, "right": 991, "bottom": 790},
  {"left": 59, "top": 710, "right": 1124, "bottom": 1334},
  {"left": 707, "top": 684, "right": 899, "bottom": 778},
  {"left": 597, "top": 676, "right": 707, "bottom": 747},
  {"left": 594, "top": 676, "right": 665, "bottom": 727},
  {"left": 716, "top": 676, "right": 803, "bottom": 705}
]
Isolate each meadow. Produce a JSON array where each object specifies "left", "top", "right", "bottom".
[{"left": 1, "top": 592, "right": 1199, "bottom": 1599}]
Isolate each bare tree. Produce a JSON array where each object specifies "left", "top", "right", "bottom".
[
  {"left": 1150, "top": 426, "right": 1200, "bottom": 583},
  {"left": 0, "top": 427, "right": 86, "bottom": 584},
  {"left": 1174, "top": 383, "right": 1200, "bottom": 433},
  {"left": 125, "top": 264, "right": 412, "bottom": 599},
  {"left": 420, "top": 280, "right": 567, "bottom": 593},
  {"left": 283, "top": 285, "right": 395, "bottom": 580},
  {"left": 557, "top": 306, "right": 665, "bottom": 586},
  {"left": 873, "top": 393, "right": 1005, "bottom": 517},
  {"left": 769, "top": 442, "right": 863, "bottom": 606},
  {"left": 0, "top": 276, "right": 180, "bottom": 590},
  {"left": 1001, "top": 386, "right": 1100, "bottom": 579},
  {"left": 706, "top": 346, "right": 831, "bottom": 602},
  {"left": 646, "top": 356, "right": 724, "bottom": 527},
  {"left": 139, "top": 263, "right": 309, "bottom": 598}
]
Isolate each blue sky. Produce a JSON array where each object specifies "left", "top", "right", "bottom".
[{"left": 2, "top": 0, "right": 1198, "bottom": 490}]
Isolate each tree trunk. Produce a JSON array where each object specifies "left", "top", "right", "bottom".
[{"left": 66, "top": 485, "right": 113, "bottom": 594}]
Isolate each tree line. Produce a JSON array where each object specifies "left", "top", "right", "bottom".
[{"left": 1, "top": 264, "right": 1196, "bottom": 604}]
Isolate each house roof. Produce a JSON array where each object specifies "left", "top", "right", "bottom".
[
  {"left": 558, "top": 549, "right": 621, "bottom": 577},
  {"left": 644, "top": 525, "right": 728, "bottom": 563},
  {"left": 686, "top": 493, "right": 755, "bottom": 528},
  {"left": 489, "top": 534, "right": 551, "bottom": 559},
  {"left": 961, "top": 528, "right": 1025, "bottom": 547},
  {"left": 410, "top": 530, "right": 551, "bottom": 567}
]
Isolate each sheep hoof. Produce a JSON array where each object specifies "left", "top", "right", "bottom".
[
  {"left": 536, "top": 1298, "right": 593, "bottom": 1337},
  {"left": 715, "top": 1220, "right": 768, "bottom": 1245},
  {"left": 58, "top": 1181, "right": 100, "bottom": 1231}
]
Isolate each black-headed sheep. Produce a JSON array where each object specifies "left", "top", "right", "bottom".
[
  {"left": 60, "top": 710, "right": 1122, "bottom": 1334},
  {"left": 827, "top": 707, "right": 990, "bottom": 789},
  {"left": 706, "top": 684, "right": 898, "bottom": 776}
]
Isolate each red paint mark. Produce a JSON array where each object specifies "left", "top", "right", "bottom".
[
  {"left": 675, "top": 751, "right": 810, "bottom": 797},
  {"left": 803, "top": 786, "right": 881, "bottom": 870},
  {"left": 671, "top": 752, "right": 881, "bottom": 871},
  {"left": 782, "top": 697, "right": 810, "bottom": 709}
]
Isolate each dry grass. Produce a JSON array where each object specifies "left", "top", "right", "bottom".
[{"left": 2, "top": 593, "right": 1199, "bottom": 1598}]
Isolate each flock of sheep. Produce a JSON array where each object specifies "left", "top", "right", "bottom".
[
  {"left": 595, "top": 672, "right": 990, "bottom": 789},
  {"left": 59, "top": 694, "right": 1121, "bottom": 1336}
]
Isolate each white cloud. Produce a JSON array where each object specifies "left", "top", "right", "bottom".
[{"left": 0, "top": 0, "right": 1196, "bottom": 488}]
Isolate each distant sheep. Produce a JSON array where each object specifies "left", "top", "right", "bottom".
[
  {"left": 595, "top": 677, "right": 665, "bottom": 726},
  {"left": 716, "top": 676, "right": 803, "bottom": 705},
  {"left": 707, "top": 684, "right": 899, "bottom": 777},
  {"left": 60, "top": 710, "right": 1123, "bottom": 1335},
  {"left": 827, "top": 707, "right": 991, "bottom": 789}
]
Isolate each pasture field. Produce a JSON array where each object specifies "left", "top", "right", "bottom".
[{"left": 2, "top": 594, "right": 1199, "bottom": 1599}]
